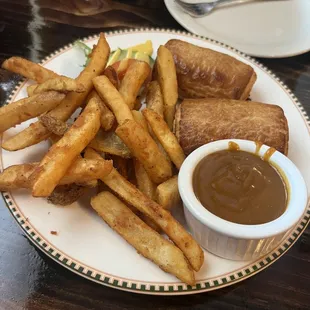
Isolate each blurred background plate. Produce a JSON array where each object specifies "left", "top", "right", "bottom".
[{"left": 164, "top": 0, "right": 310, "bottom": 58}]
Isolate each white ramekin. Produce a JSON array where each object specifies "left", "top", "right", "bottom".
[{"left": 179, "top": 139, "right": 308, "bottom": 261}]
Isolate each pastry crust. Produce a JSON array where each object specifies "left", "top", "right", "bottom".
[
  {"left": 175, "top": 99, "right": 289, "bottom": 155},
  {"left": 165, "top": 39, "right": 256, "bottom": 100}
]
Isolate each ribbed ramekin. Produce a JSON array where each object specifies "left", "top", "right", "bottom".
[{"left": 179, "top": 139, "right": 308, "bottom": 260}]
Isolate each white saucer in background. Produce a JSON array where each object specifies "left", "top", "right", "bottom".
[{"left": 165, "top": 0, "right": 310, "bottom": 58}]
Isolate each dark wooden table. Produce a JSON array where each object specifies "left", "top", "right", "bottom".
[{"left": 0, "top": 1, "right": 310, "bottom": 309}]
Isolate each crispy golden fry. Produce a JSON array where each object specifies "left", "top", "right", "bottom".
[
  {"left": 82, "top": 149, "right": 158, "bottom": 231},
  {"left": 32, "top": 76, "right": 85, "bottom": 94},
  {"left": 132, "top": 110, "right": 148, "bottom": 131},
  {"left": 2, "top": 57, "right": 59, "bottom": 83},
  {"left": 156, "top": 45, "right": 178, "bottom": 130},
  {"left": 59, "top": 158, "right": 113, "bottom": 186},
  {"left": 116, "top": 119, "right": 172, "bottom": 184},
  {"left": 89, "top": 130, "right": 131, "bottom": 158},
  {"left": 2, "top": 33, "right": 110, "bottom": 151},
  {"left": 31, "top": 98, "right": 101, "bottom": 197},
  {"left": 83, "top": 147, "right": 100, "bottom": 188},
  {"left": 103, "top": 66, "right": 120, "bottom": 89},
  {"left": 134, "top": 159, "right": 156, "bottom": 200},
  {"left": 138, "top": 214, "right": 161, "bottom": 233},
  {"left": 0, "top": 158, "right": 113, "bottom": 191},
  {"left": 61, "top": 158, "right": 112, "bottom": 186},
  {"left": 0, "top": 91, "right": 65, "bottom": 134},
  {"left": 133, "top": 159, "right": 161, "bottom": 232},
  {"left": 156, "top": 176, "right": 180, "bottom": 210},
  {"left": 101, "top": 168, "right": 204, "bottom": 271},
  {"left": 39, "top": 114, "right": 69, "bottom": 136},
  {"left": 27, "top": 84, "right": 37, "bottom": 97},
  {"left": 91, "top": 191, "right": 195, "bottom": 285},
  {"left": 119, "top": 61, "right": 150, "bottom": 109},
  {"left": 84, "top": 147, "right": 99, "bottom": 160},
  {"left": 93, "top": 75, "right": 134, "bottom": 125},
  {"left": 87, "top": 90, "right": 115, "bottom": 131},
  {"left": 50, "top": 148, "right": 100, "bottom": 204},
  {"left": 146, "top": 81, "right": 164, "bottom": 118},
  {"left": 143, "top": 109, "right": 185, "bottom": 169},
  {"left": 0, "top": 163, "right": 37, "bottom": 190},
  {"left": 136, "top": 104, "right": 171, "bottom": 164},
  {"left": 48, "top": 184, "right": 88, "bottom": 206}
]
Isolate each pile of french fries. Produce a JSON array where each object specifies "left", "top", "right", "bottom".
[{"left": 0, "top": 33, "right": 203, "bottom": 285}]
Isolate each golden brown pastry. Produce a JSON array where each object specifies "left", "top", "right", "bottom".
[
  {"left": 165, "top": 39, "right": 256, "bottom": 100},
  {"left": 175, "top": 98, "right": 288, "bottom": 155}
]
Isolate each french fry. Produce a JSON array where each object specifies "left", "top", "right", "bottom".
[
  {"left": 143, "top": 109, "right": 185, "bottom": 169},
  {"left": 103, "top": 66, "right": 120, "bottom": 89},
  {"left": 2, "top": 33, "right": 110, "bottom": 151},
  {"left": 84, "top": 147, "right": 100, "bottom": 160},
  {"left": 131, "top": 111, "right": 170, "bottom": 171},
  {"left": 0, "top": 163, "right": 37, "bottom": 190},
  {"left": 32, "top": 76, "right": 85, "bottom": 94},
  {"left": 92, "top": 75, "right": 134, "bottom": 125},
  {"left": 119, "top": 61, "right": 150, "bottom": 109},
  {"left": 91, "top": 192, "right": 195, "bottom": 285},
  {"left": 39, "top": 114, "right": 69, "bottom": 136},
  {"left": 101, "top": 168, "right": 204, "bottom": 271},
  {"left": 27, "top": 84, "right": 37, "bottom": 97},
  {"left": 156, "top": 176, "right": 180, "bottom": 210},
  {"left": 134, "top": 105, "right": 170, "bottom": 163},
  {"left": 156, "top": 45, "right": 178, "bottom": 130},
  {"left": 2, "top": 56, "right": 59, "bottom": 83},
  {"left": 134, "top": 159, "right": 156, "bottom": 200},
  {"left": 45, "top": 120, "right": 98, "bottom": 188},
  {"left": 132, "top": 110, "right": 148, "bottom": 131},
  {"left": 0, "top": 158, "right": 113, "bottom": 191},
  {"left": 0, "top": 91, "right": 65, "bottom": 133},
  {"left": 146, "top": 81, "right": 164, "bottom": 118},
  {"left": 83, "top": 148, "right": 106, "bottom": 192},
  {"left": 133, "top": 159, "right": 161, "bottom": 232},
  {"left": 81, "top": 149, "right": 158, "bottom": 231},
  {"left": 83, "top": 147, "right": 100, "bottom": 188},
  {"left": 116, "top": 119, "right": 172, "bottom": 184},
  {"left": 31, "top": 98, "right": 101, "bottom": 197},
  {"left": 47, "top": 184, "right": 88, "bottom": 206},
  {"left": 87, "top": 90, "right": 115, "bottom": 131},
  {"left": 56, "top": 158, "right": 113, "bottom": 186},
  {"left": 89, "top": 130, "right": 131, "bottom": 158},
  {"left": 61, "top": 158, "right": 112, "bottom": 185},
  {"left": 132, "top": 110, "right": 170, "bottom": 164}
]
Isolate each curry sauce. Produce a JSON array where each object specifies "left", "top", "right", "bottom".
[{"left": 193, "top": 150, "right": 287, "bottom": 225}]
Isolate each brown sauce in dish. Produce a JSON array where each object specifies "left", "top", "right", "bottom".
[
  {"left": 263, "top": 147, "right": 276, "bottom": 161},
  {"left": 193, "top": 150, "right": 287, "bottom": 225},
  {"left": 228, "top": 141, "right": 240, "bottom": 151}
]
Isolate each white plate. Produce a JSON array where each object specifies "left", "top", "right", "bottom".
[
  {"left": 1, "top": 29, "right": 310, "bottom": 295},
  {"left": 164, "top": 0, "right": 310, "bottom": 58}
]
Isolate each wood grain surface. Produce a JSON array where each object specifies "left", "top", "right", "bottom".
[{"left": 0, "top": 1, "right": 309, "bottom": 309}]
